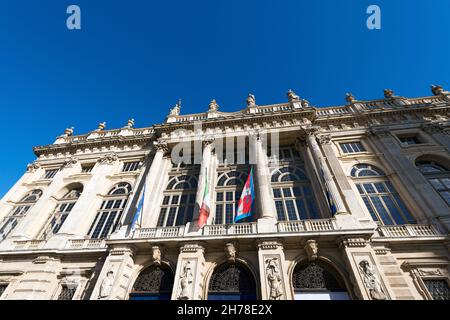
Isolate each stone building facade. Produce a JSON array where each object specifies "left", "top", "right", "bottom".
[{"left": 0, "top": 87, "right": 449, "bottom": 300}]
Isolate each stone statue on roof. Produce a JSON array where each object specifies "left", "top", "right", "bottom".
[
  {"left": 209, "top": 99, "right": 219, "bottom": 112},
  {"left": 169, "top": 100, "right": 181, "bottom": 116},
  {"left": 287, "top": 89, "right": 300, "bottom": 102},
  {"left": 247, "top": 93, "right": 256, "bottom": 107}
]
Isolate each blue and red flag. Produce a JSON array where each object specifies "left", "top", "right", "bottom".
[{"left": 235, "top": 167, "right": 255, "bottom": 222}]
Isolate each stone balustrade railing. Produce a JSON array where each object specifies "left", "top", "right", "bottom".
[
  {"left": 377, "top": 224, "right": 442, "bottom": 238},
  {"left": 133, "top": 226, "right": 185, "bottom": 239},
  {"left": 203, "top": 222, "right": 257, "bottom": 236},
  {"left": 13, "top": 240, "right": 47, "bottom": 250},
  {"left": 277, "top": 218, "right": 337, "bottom": 233},
  {"left": 65, "top": 239, "right": 106, "bottom": 249}
]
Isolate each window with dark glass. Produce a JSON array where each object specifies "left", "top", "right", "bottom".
[
  {"left": 43, "top": 169, "right": 58, "bottom": 179},
  {"left": 351, "top": 164, "right": 415, "bottom": 225},
  {"left": 156, "top": 175, "right": 197, "bottom": 227},
  {"left": 0, "top": 284, "right": 8, "bottom": 298},
  {"left": 122, "top": 161, "right": 140, "bottom": 172},
  {"left": 340, "top": 142, "right": 366, "bottom": 154},
  {"left": 40, "top": 187, "right": 82, "bottom": 239},
  {"left": 423, "top": 279, "right": 450, "bottom": 300},
  {"left": 398, "top": 135, "right": 421, "bottom": 145},
  {"left": 417, "top": 161, "right": 450, "bottom": 206},
  {"left": 87, "top": 182, "right": 131, "bottom": 238},
  {"left": 0, "top": 189, "right": 42, "bottom": 241},
  {"left": 81, "top": 164, "right": 94, "bottom": 173},
  {"left": 215, "top": 169, "right": 249, "bottom": 224},
  {"left": 57, "top": 285, "right": 77, "bottom": 300}
]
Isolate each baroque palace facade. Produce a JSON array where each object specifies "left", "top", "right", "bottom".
[{"left": 0, "top": 87, "right": 449, "bottom": 300}]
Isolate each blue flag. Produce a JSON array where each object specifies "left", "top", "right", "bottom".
[{"left": 131, "top": 184, "right": 145, "bottom": 232}]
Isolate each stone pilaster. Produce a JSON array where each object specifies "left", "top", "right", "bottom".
[
  {"left": 171, "top": 243, "right": 206, "bottom": 300},
  {"left": 317, "top": 133, "right": 373, "bottom": 224},
  {"left": 8, "top": 160, "right": 81, "bottom": 241},
  {"left": 141, "top": 141, "right": 170, "bottom": 228},
  {"left": 303, "top": 127, "right": 348, "bottom": 216},
  {"left": 257, "top": 240, "right": 292, "bottom": 300},
  {"left": 56, "top": 153, "right": 121, "bottom": 239},
  {"left": 8, "top": 256, "right": 60, "bottom": 300},
  {"left": 0, "top": 163, "right": 45, "bottom": 221},
  {"left": 338, "top": 236, "right": 394, "bottom": 300},
  {"left": 90, "top": 245, "right": 136, "bottom": 300},
  {"left": 369, "top": 128, "right": 450, "bottom": 230}
]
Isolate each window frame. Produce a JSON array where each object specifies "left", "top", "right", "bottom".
[{"left": 417, "top": 161, "right": 450, "bottom": 207}]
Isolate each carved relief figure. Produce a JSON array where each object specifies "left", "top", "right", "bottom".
[
  {"left": 265, "top": 258, "right": 283, "bottom": 300},
  {"left": 177, "top": 261, "right": 193, "bottom": 300},
  {"left": 152, "top": 246, "right": 162, "bottom": 265},
  {"left": 225, "top": 243, "right": 236, "bottom": 262},
  {"left": 98, "top": 270, "right": 114, "bottom": 299},
  {"left": 246, "top": 93, "right": 256, "bottom": 107},
  {"left": 358, "top": 260, "right": 387, "bottom": 300},
  {"left": 304, "top": 240, "right": 318, "bottom": 261}
]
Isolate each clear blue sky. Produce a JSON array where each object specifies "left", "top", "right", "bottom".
[{"left": 0, "top": 0, "right": 449, "bottom": 198}]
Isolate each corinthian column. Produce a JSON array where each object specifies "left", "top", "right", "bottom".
[
  {"left": 302, "top": 127, "right": 348, "bottom": 215},
  {"left": 140, "top": 141, "right": 170, "bottom": 228},
  {"left": 188, "top": 137, "right": 215, "bottom": 233},
  {"left": 251, "top": 132, "right": 277, "bottom": 233}
]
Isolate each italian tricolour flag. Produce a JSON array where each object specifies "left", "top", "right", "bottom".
[{"left": 198, "top": 168, "right": 210, "bottom": 228}]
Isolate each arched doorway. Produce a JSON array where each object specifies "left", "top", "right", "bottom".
[
  {"left": 129, "top": 264, "right": 174, "bottom": 300},
  {"left": 208, "top": 262, "right": 257, "bottom": 300},
  {"left": 292, "top": 260, "right": 350, "bottom": 300}
]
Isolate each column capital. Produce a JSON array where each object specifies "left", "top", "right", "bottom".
[
  {"left": 201, "top": 136, "right": 215, "bottom": 148},
  {"left": 153, "top": 140, "right": 170, "bottom": 154},
  {"left": 299, "top": 125, "right": 320, "bottom": 138},
  {"left": 316, "top": 134, "right": 332, "bottom": 145},
  {"left": 257, "top": 239, "right": 284, "bottom": 250},
  {"left": 337, "top": 236, "right": 369, "bottom": 249},
  {"left": 179, "top": 242, "right": 206, "bottom": 254}
]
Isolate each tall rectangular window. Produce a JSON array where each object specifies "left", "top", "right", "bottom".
[
  {"left": 57, "top": 285, "right": 77, "bottom": 300},
  {"left": 122, "top": 161, "right": 140, "bottom": 172},
  {"left": 340, "top": 142, "right": 366, "bottom": 154},
  {"left": 0, "top": 284, "right": 8, "bottom": 298},
  {"left": 43, "top": 169, "right": 58, "bottom": 179},
  {"left": 398, "top": 135, "right": 421, "bottom": 145},
  {"left": 423, "top": 280, "right": 450, "bottom": 300}
]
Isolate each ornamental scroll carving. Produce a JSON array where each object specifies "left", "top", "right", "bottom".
[
  {"left": 62, "top": 156, "right": 78, "bottom": 168},
  {"left": 97, "top": 153, "right": 118, "bottom": 165},
  {"left": 27, "top": 162, "right": 41, "bottom": 172},
  {"left": 358, "top": 260, "right": 387, "bottom": 300}
]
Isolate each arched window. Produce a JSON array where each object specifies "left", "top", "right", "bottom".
[
  {"left": 87, "top": 182, "right": 132, "bottom": 239},
  {"left": 157, "top": 175, "right": 197, "bottom": 227},
  {"left": 351, "top": 164, "right": 415, "bottom": 225},
  {"left": 0, "top": 189, "right": 42, "bottom": 240},
  {"left": 208, "top": 262, "right": 257, "bottom": 300},
  {"left": 129, "top": 265, "right": 174, "bottom": 300},
  {"left": 417, "top": 161, "right": 450, "bottom": 206},
  {"left": 271, "top": 166, "right": 320, "bottom": 221},
  {"left": 214, "top": 169, "right": 249, "bottom": 224},
  {"left": 40, "top": 186, "right": 82, "bottom": 239},
  {"left": 293, "top": 260, "right": 350, "bottom": 300}
]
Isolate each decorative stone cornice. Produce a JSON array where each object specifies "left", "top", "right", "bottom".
[
  {"left": 179, "top": 243, "right": 205, "bottom": 254},
  {"left": 338, "top": 236, "right": 368, "bottom": 248},
  {"left": 97, "top": 153, "right": 118, "bottom": 165},
  {"left": 109, "top": 245, "right": 136, "bottom": 256},
  {"left": 257, "top": 240, "right": 283, "bottom": 250},
  {"left": 369, "top": 127, "right": 391, "bottom": 137}
]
